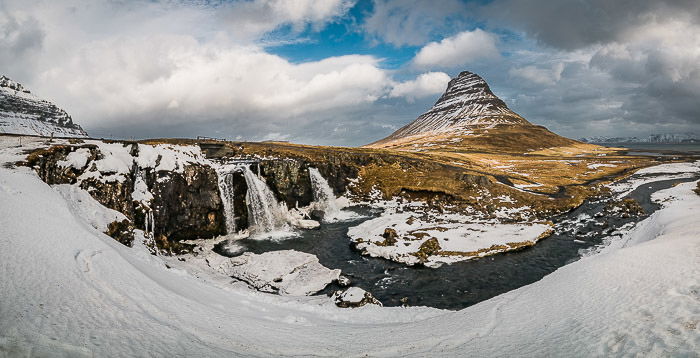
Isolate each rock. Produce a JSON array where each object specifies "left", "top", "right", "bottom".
[
  {"left": 224, "top": 250, "right": 340, "bottom": 296},
  {"left": 381, "top": 228, "right": 398, "bottom": 246},
  {"left": 337, "top": 275, "right": 351, "bottom": 287},
  {"left": 332, "top": 287, "right": 382, "bottom": 308},
  {"left": 25, "top": 143, "right": 226, "bottom": 253},
  {"left": 412, "top": 237, "right": 441, "bottom": 263},
  {"left": 605, "top": 198, "right": 644, "bottom": 218},
  {"left": 105, "top": 219, "right": 134, "bottom": 246}
]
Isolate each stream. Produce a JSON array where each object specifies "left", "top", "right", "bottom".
[{"left": 215, "top": 173, "right": 699, "bottom": 310}]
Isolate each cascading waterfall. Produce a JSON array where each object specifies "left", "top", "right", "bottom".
[
  {"left": 243, "top": 166, "right": 291, "bottom": 235},
  {"left": 217, "top": 164, "right": 241, "bottom": 234},
  {"left": 135, "top": 167, "right": 156, "bottom": 239},
  {"left": 308, "top": 167, "right": 341, "bottom": 222}
]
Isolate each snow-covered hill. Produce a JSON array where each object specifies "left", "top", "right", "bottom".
[
  {"left": 0, "top": 75, "right": 87, "bottom": 138},
  {"left": 1, "top": 136, "right": 698, "bottom": 356},
  {"left": 380, "top": 71, "right": 527, "bottom": 142}
]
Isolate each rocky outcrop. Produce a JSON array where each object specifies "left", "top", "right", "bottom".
[
  {"left": 332, "top": 287, "right": 382, "bottom": 308},
  {"left": 23, "top": 142, "right": 225, "bottom": 253},
  {"left": 213, "top": 250, "right": 341, "bottom": 296},
  {"left": 0, "top": 75, "right": 88, "bottom": 138}
]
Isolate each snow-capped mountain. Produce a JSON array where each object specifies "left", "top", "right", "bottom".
[
  {"left": 0, "top": 75, "right": 88, "bottom": 138},
  {"left": 368, "top": 71, "right": 575, "bottom": 152},
  {"left": 381, "top": 71, "right": 527, "bottom": 142},
  {"left": 579, "top": 133, "right": 699, "bottom": 144}
]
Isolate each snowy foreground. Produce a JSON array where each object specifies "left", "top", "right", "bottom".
[{"left": 1, "top": 138, "right": 699, "bottom": 356}]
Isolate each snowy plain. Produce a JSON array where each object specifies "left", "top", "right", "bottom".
[{"left": 0, "top": 136, "right": 698, "bottom": 357}]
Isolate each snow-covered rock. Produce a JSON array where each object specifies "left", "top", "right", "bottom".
[
  {"left": 332, "top": 287, "right": 382, "bottom": 308},
  {"left": 0, "top": 75, "right": 88, "bottom": 138},
  {"left": 348, "top": 204, "right": 552, "bottom": 267},
  {"left": 222, "top": 250, "right": 341, "bottom": 296}
]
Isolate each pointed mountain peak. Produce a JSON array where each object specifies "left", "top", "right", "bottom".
[{"left": 380, "top": 71, "right": 527, "bottom": 142}]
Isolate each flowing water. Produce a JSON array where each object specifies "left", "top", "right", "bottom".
[
  {"left": 217, "top": 164, "right": 241, "bottom": 233},
  {"left": 215, "top": 164, "right": 700, "bottom": 310},
  {"left": 308, "top": 167, "right": 341, "bottom": 222},
  {"left": 243, "top": 166, "right": 294, "bottom": 237}
]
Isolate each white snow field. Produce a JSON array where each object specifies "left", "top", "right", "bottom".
[{"left": 1, "top": 136, "right": 699, "bottom": 357}]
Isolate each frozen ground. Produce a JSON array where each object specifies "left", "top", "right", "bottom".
[
  {"left": 347, "top": 201, "right": 550, "bottom": 267},
  {"left": 0, "top": 135, "right": 698, "bottom": 356}
]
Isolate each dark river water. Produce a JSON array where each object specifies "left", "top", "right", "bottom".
[{"left": 215, "top": 174, "right": 699, "bottom": 310}]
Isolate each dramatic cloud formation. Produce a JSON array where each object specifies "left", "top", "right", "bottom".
[
  {"left": 1, "top": 0, "right": 699, "bottom": 144},
  {"left": 413, "top": 29, "right": 500, "bottom": 68},
  {"left": 389, "top": 72, "right": 450, "bottom": 102},
  {"left": 219, "top": 0, "right": 356, "bottom": 39},
  {"left": 363, "top": 0, "right": 469, "bottom": 46}
]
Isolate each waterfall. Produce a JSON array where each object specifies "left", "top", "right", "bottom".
[
  {"left": 308, "top": 167, "right": 341, "bottom": 222},
  {"left": 145, "top": 210, "right": 155, "bottom": 239},
  {"left": 217, "top": 164, "right": 240, "bottom": 234},
  {"left": 135, "top": 167, "right": 156, "bottom": 239},
  {"left": 243, "top": 166, "right": 290, "bottom": 235}
]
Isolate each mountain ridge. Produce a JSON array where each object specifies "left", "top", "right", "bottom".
[
  {"left": 0, "top": 75, "right": 88, "bottom": 138},
  {"left": 579, "top": 133, "right": 699, "bottom": 144}
]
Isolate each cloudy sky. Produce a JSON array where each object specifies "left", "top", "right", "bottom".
[{"left": 2, "top": 0, "right": 699, "bottom": 145}]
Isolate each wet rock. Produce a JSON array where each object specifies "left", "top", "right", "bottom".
[
  {"left": 337, "top": 275, "right": 351, "bottom": 287},
  {"left": 150, "top": 165, "right": 225, "bottom": 243},
  {"left": 105, "top": 219, "right": 134, "bottom": 246},
  {"left": 381, "top": 228, "right": 398, "bottom": 246},
  {"left": 605, "top": 198, "right": 644, "bottom": 218},
  {"left": 412, "top": 237, "right": 441, "bottom": 263},
  {"left": 332, "top": 287, "right": 382, "bottom": 308}
]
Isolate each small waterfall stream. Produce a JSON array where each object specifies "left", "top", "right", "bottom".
[
  {"left": 308, "top": 167, "right": 341, "bottom": 222},
  {"left": 243, "top": 166, "right": 290, "bottom": 235},
  {"left": 217, "top": 164, "right": 241, "bottom": 234}
]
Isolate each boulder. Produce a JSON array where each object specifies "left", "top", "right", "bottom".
[
  {"left": 223, "top": 250, "right": 340, "bottom": 296},
  {"left": 332, "top": 287, "right": 382, "bottom": 308}
]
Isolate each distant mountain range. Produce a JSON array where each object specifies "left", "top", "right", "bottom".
[
  {"left": 0, "top": 75, "right": 88, "bottom": 138},
  {"left": 578, "top": 133, "right": 699, "bottom": 144}
]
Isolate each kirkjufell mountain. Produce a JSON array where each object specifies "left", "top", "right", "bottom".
[
  {"left": 0, "top": 75, "right": 88, "bottom": 138},
  {"left": 368, "top": 71, "right": 575, "bottom": 152}
]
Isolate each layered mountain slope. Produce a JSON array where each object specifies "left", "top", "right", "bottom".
[
  {"left": 0, "top": 75, "right": 87, "bottom": 138},
  {"left": 368, "top": 71, "right": 577, "bottom": 153}
]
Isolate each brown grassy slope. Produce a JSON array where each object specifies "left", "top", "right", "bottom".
[{"left": 142, "top": 137, "right": 655, "bottom": 217}]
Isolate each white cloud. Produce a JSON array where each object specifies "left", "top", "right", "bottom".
[
  {"left": 509, "top": 63, "right": 564, "bottom": 86},
  {"left": 0, "top": 0, "right": 392, "bottom": 142},
  {"left": 40, "top": 36, "right": 390, "bottom": 127},
  {"left": 389, "top": 72, "right": 450, "bottom": 102},
  {"left": 363, "top": 0, "right": 468, "bottom": 47},
  {"left": 220, "top": 0, "right": 355, "bottom": 39},
  {"left": 413, "top": 29, "right": 500, "bottom": 68}
]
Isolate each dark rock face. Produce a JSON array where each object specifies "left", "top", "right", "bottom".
[
  {"left": 260, "top": 159, "right": 313, "bottom": 209},
  {"left": 24, "top": 143, "right": 226, "bottom": 253},
  {"left": 258, "top": 157, "right": 358, "bottom": 208},
  {"left": 150, "top": 165, "right": 225, "bottom": 242}
]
